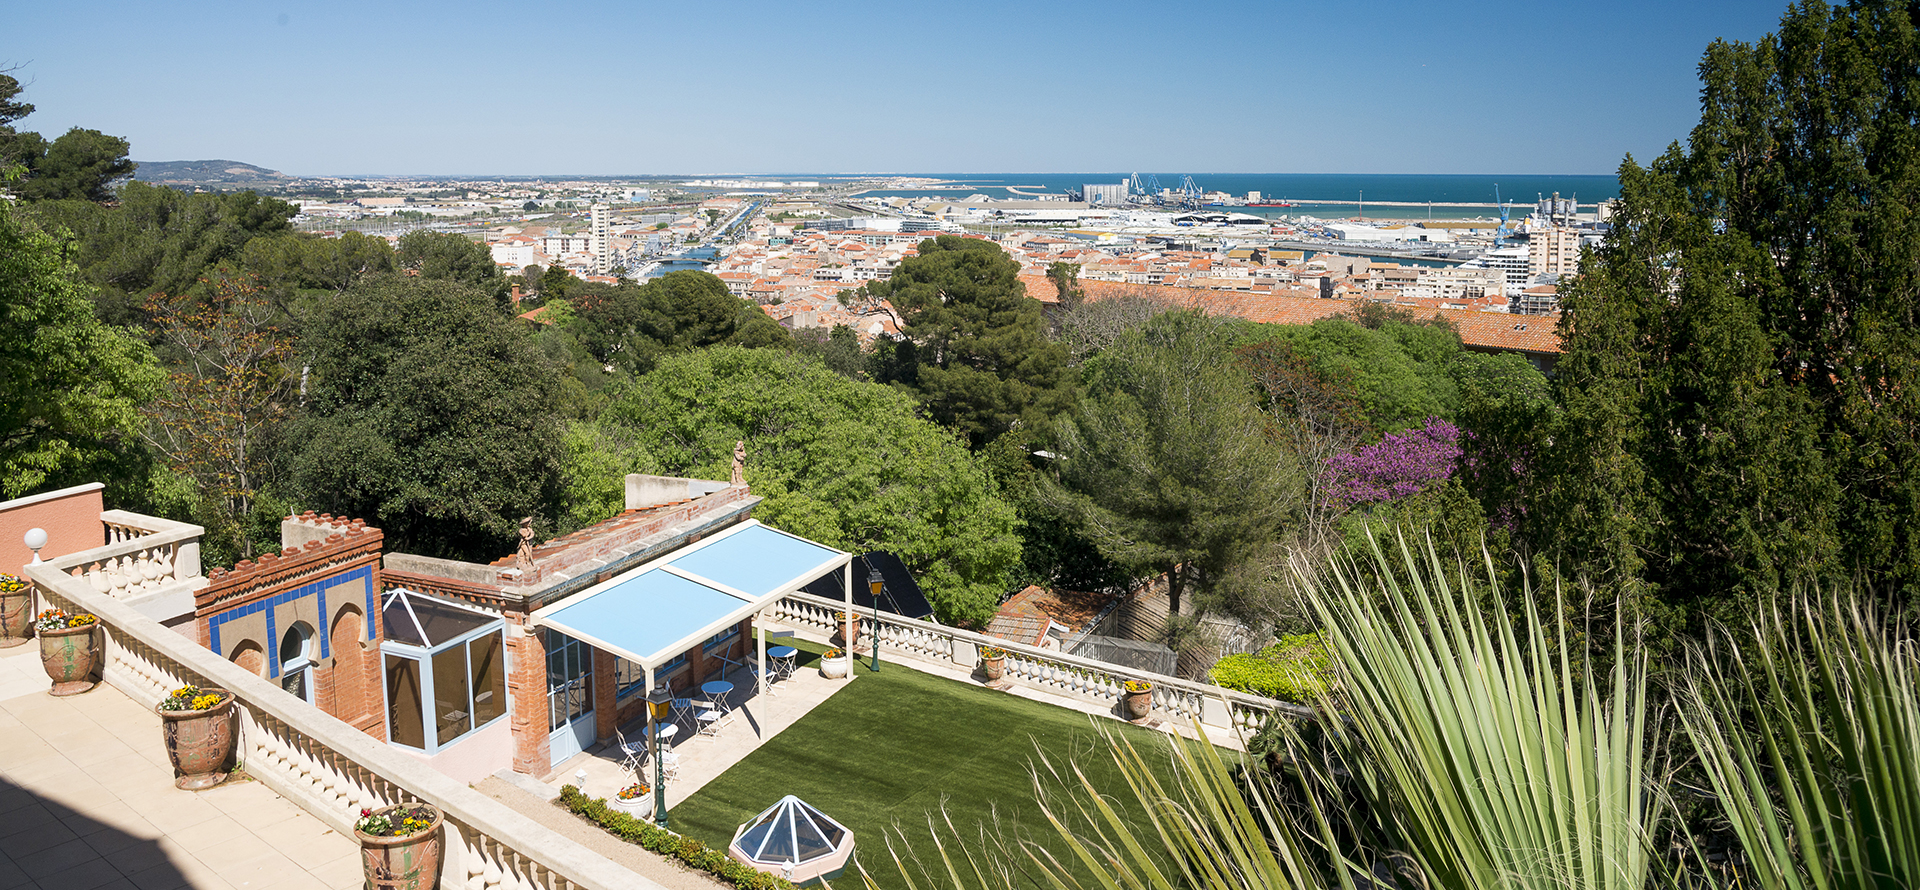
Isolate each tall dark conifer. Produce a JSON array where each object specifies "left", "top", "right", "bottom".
[{"left": 1546, "top": 0, "right": 1920, "bottom": 625}]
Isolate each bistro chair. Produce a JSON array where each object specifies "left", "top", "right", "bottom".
[
  {"left": 692, "top": 698, "right": 725, "bottom": 738},
  {"left": 613, "top": 727, "right": 647, "bottom": 777}
]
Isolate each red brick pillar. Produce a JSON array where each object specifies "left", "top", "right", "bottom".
[
  {"left": 592, "top": 647, "right": 618, "bottom": 741},
  {"left": 505, "top": 614, "right": 551, "bottom": 775}
]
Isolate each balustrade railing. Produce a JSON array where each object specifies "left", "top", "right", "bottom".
[
  {"left": 24, "top": 558, "right": 656, "bottom": 890},
  {"left": 44, "top": 510, "right": 205, "bottom": 607},
  {"left": 770, "top": 591, "right": 1310, "bottom": 736}
]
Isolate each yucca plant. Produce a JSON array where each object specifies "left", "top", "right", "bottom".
[
  {"left": 1291, "top": 532, "right": 1657, "bottom": 890},
  {"left": 1673, "top": 598, "right": 1920, "bottom": 890}
]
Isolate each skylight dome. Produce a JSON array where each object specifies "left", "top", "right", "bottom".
[{"left": 728, "top": 795, "right": 855, "bottom": 885}]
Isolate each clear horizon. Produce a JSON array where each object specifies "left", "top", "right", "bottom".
[{"left": 14, "top": 0, "right": 1789, "bottom": 176}]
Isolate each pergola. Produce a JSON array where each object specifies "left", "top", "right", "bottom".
[{"left": 528, "top": 519, "right": 854, "bottom": 701}]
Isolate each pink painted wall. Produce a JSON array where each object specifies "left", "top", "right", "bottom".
[
  {"left": 404, "top": 716, "right": 513, "bottom": 785},
  {"left": 0, "top": 483, "right": 105, "bottom": 573}
]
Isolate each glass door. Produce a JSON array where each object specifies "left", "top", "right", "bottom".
[{"left": 544, "top": 630, "right": 595, "bottom": 767}]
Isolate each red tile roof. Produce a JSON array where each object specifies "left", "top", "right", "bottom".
[{"left": 1016, "top": 273, "right": 1561, "bottom": 355}]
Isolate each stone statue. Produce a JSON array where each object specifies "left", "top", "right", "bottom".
[
  {"left": 516, "top": 517, "right": 535, "bottom": 569},
  {"left": 731, "top": 440, "right": 746, "bottom": 486}
]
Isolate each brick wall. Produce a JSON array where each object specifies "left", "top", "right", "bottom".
[
  {"left": 196, "top": 513, "right": 385, "bottom": 737},
  {"left": 504, "top": 613, "right": 550, "bottom": 776}
]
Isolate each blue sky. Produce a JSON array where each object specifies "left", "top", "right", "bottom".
[{"left": 6, "top": 0, "right": 1788, "bottom": 176}]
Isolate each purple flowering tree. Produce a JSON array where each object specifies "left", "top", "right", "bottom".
[{"left": 1325, "top": 417, "right": 1463, "bottom": 509}]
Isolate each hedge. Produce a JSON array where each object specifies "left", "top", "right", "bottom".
[
  {"left": 1208, "top": 633, "right": 1332, "bottom": 703},
  {"left": 558, "top": 784, "right": 800, "bottom": 890}
]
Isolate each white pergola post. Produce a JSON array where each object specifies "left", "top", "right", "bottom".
[
  {"left": 843, "top": 562, "right": 853, "bottom": 649},
  {"left": 755, "top": 603, "right": 767, "bottom": 696}
]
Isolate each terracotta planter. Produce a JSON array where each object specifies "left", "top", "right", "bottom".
[
  {"left": 39, "top": 623, "right": 99, "bottom": 696},
  {"left": 357, "top": 804, "right": 443, "bottom": 890},
  {"left": 838, "top": 615, "right": 860, "bottom": 650},
  {"left": 982, "top": 655, "right": 1006, "bottom": 681},
  {"left": 1123, "top": 685, "right": 1154, "bottom": 720},
  {"left": 0, "top": 584, "right": 31, "bottom": 648},
  {"left": 158, "top": 690, "right": 236, "bottom": 790},
  {"left": 820, "top": 653, "right": 850, "bottom": 679}
]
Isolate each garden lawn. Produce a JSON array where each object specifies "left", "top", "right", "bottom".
[{"left": 667, "top": 642, "right": 1193, "bottom": 890}]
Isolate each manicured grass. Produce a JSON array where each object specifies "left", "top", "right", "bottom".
[{"left": 666, "top": 641, "right": 1185, "bottom": 890}]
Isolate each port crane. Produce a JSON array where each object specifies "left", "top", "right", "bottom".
[
  {"left": 1128, "top": 172, "right": 1164, "bottom": 204},
  {"left": 1493, "top": 184, "right": 1513, "bottom": 247},
  {"left": 1178, "top": 175, "right": 1202, "bottom": 208}
]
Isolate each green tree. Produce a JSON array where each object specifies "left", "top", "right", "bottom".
[
  {"left": 0, "top": 72, "right": 34, "bottom": 169},
  {"left": 288, "top": 275, "right": 564, "bottom": 560},
  {"left": 565, "top": 270, "right": 786, "bottom": 375},
  {"left": 863, "top": 235, "right": 1071, "bottom": 447},
  {"left": 0, "top": 197, "right": 163, "bottom": 497},
  {"left": 1045, "top": 260, "right": 1086, "bottom": 314},
  {"left": 592, "top": 347, "right": 1020, "bottom": 625},
  {"left": 1042, "top": 309, "right": 1296, "bottom": 620},
  {"left": 15, "top": 127, "right": 136, "bottom": 202},
  {"left": 26, "top": 182, "right": 296, "bottom": 324},
  {"left": 142, "top": 277, "right": 293, "bottom": 560},
  {"left": 789, "top": 324, "right": 865, "bottom": 380},
  {"left": 1542, "top": 0, "right": 1912, "bottom": 616},
  {"left": 540, "top": 264, "right": 577, "bottom": 301},
  {"left": 395, "top": 231, "right": 509, "bottom": 309}
]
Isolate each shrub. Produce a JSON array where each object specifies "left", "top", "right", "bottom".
[
  {"left": 559, "top": 785, "right": 798, "bottom": 890},
  {"left": 1208, "top": 633, "right": 1333, "bottom": 703}
]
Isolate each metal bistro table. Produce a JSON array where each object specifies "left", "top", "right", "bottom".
[
  {"left": 767, "top": 646, "right": 798, "bottom": 682},
  {"left": 701, "top": 679, "right": 734, "bottom": 699}
]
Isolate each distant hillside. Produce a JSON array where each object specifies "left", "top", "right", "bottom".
[{"left": 132, "top": 159, "right": 290, "bottom": 188}]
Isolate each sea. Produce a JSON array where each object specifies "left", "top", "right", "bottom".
[{"left": 837, "top": 173, "right": 1619, "bottom": 221}]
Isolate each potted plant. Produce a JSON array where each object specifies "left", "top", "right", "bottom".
[
  {"left": 820, "top": 647, "right": 850, "bottom": 679},
  {"left": 611, "top": 781, "right": 654, "bottom": 818},
  {"left": 36, "top": 609, "right": 99, "bottom": 696},
  {"left": 1122, "top": 679, "right": 1154, "bottom": 720},
  {"left": 355, "top": 803, "right": 443, "bottom": 890},
  {"left": 0, "top": 573, "right": 31, "bottom": 648},
  {"left": 837, "top": 611, "right": 860, "bottom": 650},
  {"left": 980, "top": 646, "right": 1007, "bottom": 681},
  {"left": 156, "top": 684, "right": 236, "bottom": 790}
]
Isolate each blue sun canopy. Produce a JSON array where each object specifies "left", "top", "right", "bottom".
[{"left": 530, "top": 521, "right": 847, "bottom": 670}]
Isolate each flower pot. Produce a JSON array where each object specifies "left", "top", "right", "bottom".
[
  {"left": 820, "top": 653, "right": 850, "bottom": 679},
  {"left": 0, "top": 581, "right": 31, "bottom": 648},
  {"left": 357, "top": 804, "right": 443, "bottom": 890},
  {"left": 838, "top": 615, "right": 860, "bottom": 651},
  {"left": 39, "top": 623, "right": 99, "bottom": 696},
  {"left": 611, "top": 791, "right": 654, "bottom": 819},
  {"left": 1123, "top": 685, "right": 1154, "bottom": 720},
  {"left": 158, "top": 690, "right": 236, "bottom": 790},
  {"left": 982, "top": 655, "right": 1005, "bottom": 681}
]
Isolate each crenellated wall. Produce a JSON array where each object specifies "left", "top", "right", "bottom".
[{"left": 197, "top": 512, "right": 386, "bottom": 738}]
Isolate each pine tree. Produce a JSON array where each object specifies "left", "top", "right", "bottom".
[{"left": 1546, "top": 0, "right": 1920, "bottom": 623}]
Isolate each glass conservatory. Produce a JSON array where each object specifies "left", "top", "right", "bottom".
[{"left": 380, "top": 587, "right": 507, "bottom": 752}]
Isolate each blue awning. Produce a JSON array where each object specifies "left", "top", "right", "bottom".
[{"left": 530, "top": 521, "right": 848, "bottom": 671}]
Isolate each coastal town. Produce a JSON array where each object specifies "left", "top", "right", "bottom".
[{"left": 276, "top": 175, "right": 1595, "bottom": 367}]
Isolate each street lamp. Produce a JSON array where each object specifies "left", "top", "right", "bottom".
[
  {"left": 646, "top": 686, "right": 670, "bottom": 830},
  {"left": 867, "top": 566, "right": 883, "bottom": 673}
]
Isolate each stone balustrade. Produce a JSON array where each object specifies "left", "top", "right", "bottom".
[
  {"left": 23, "top": 560, "right": 659, "bottom": 890},
  {"left": 45, "top": 511, "right": 206, "bottom": 617},
  {"left": 770, "top": 590, "right": 1309, "bottom": 736}
]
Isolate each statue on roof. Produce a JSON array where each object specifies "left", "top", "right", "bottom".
[
  {"left": 516, "top": 517, "right": 535, "bottom": 570},
  {"left": 732, "top": 440, "right": 747, "bottom": 486}
]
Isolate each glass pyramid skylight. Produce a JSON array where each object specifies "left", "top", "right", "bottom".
[{"left": 733, "top": 796, "right": 849, "bottom": 866}]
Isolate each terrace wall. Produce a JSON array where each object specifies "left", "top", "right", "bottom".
[{"left": 23, "top": 523, "right": 663, "bottom": 890}]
